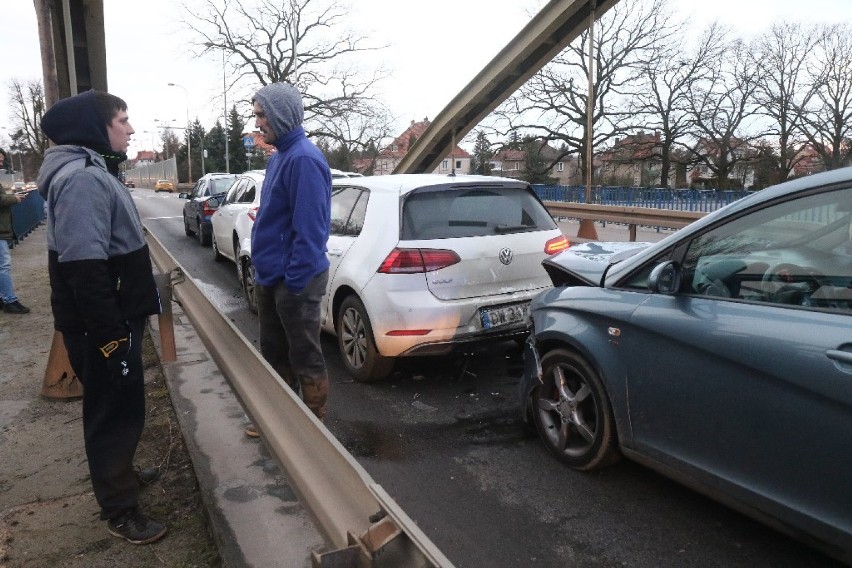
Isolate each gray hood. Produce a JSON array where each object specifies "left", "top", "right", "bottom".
[
  {"left": 543, "top": 242, "right": 651, "bottom": 287},
  {"left": 253, "top": 83, "right": 304, "bottom": 140},
  {"left": 37, "top": 146, "right": 105, "bottom": 200}
]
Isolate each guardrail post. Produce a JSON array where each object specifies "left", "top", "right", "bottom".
[{"left": 153, "top": 272, "right": 177, "bottom": 362}]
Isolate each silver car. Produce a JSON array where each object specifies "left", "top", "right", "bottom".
[{"left": 520, "top": 168, "right": 852, "bottom": 563}]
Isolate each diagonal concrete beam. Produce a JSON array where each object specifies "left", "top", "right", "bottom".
[{"left": 394, "top": 0, "right": 620, "bottom": 174}]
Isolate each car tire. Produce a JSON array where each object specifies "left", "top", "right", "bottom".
[
  {"left": 242, "top": 257, "right": 258, "bottom": 314},
  {"left": 531, "top": 348, "right": 619, "bottom": 471},
  {"left": 183, "top": 215, "right": 194, "bottom": 236},
  {"left": 198, "top": 220, "right": 212, "bottom": 246},
  {"left": 212, "top": 233, "right": 225, "bottom": 262},
  {"left": 336, "top": 295, "right": 394, "bottom": 382}
]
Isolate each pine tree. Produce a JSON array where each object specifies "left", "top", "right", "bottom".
[{"left": 470, "top": 131, "right": 494, "bottom": 175}]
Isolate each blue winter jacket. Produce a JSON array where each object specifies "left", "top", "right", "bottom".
[{"left": 251, "top": 126, "right": 331, "bottom": 293}]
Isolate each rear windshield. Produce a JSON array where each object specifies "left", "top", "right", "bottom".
[
  {"left": 401, "top": 184, "right": 557, "bottom": 240},
  {"left": 210, "top": 177, "right": 237, "bottom": 195}
]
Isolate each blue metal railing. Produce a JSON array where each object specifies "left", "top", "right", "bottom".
[
  {"left": 10, "top": 191, "right": 45, "bottom": 245},
  {"left": 532, "top": 184, "right": 751, "bottom": 213}
]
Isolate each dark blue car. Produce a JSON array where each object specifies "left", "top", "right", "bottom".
[
  {"left": 521, "top": 168, "right": 852, "bottom": 563},
  {"left": 181, "top": 173, "right": 238, "bottom": 246}
]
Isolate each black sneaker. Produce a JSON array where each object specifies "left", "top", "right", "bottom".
[
  {"left": 3, "top": 301, "right": 30, "bottom": 314},
  {"left": 135, "top": 466, "right": 161, "bottom": 486},
  {"left": 107, "top": 509, "right": 167, "bottom": 544}
]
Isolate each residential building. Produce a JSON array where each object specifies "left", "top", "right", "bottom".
[
  {"left": 370, "top": 119, "right": 470, "bottom": 176},
  {"left": 597, "top": 131, "right": 670, "bottom": 187},
  {"left": 128, "top": 150, "right": 157, "bottom": 168},
  {"left": 686, "top": 136, "right": 756, "bottom": 189},
  {"left": 490, "top": 141, "right": 577, "bottom": 185},
  {"left": 789, "top": 144, "right": 826, "bottom": 178}
]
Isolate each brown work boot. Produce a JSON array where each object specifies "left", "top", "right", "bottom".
[
  {"left": 244, "top": 423, "right": 260, "bottom": 438},
  {"left": 301, "top": 376, "right": 329, "bottom": 421}
]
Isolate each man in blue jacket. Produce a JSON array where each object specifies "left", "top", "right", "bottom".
[
  {"left": 248, "top": 82, "right": 332, "bottom": 431},
  {"left": 38, "top": 90, "right": 166, "bottom": 545}
]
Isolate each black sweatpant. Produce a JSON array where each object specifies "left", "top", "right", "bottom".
[{"left": 63, "top": 317, "right": 146, "bottom": 520}]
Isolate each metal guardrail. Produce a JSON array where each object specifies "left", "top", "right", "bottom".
[
  {"left": 11, "top": 190, "right": 46, "bottom": 245},
  {"left": 532, "top": 184, "right": 751, "bottom": 212},
  {"left": 144, "top": 229, "right": 454, "bottom": 568},
  {"left": 545, "top": 201, "right": 706, "bottom": 241}
]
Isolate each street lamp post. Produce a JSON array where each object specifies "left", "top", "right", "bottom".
[
  {"left": 168, "top": 82, "right": 192, "bottom": 183},
  {"left": 155, "top": 119, "right": 178, "bottom": 163},
  {"left": 204, "top": 43, "right": 229, "bottom": 173},
  {"left": 159, "top": 122, "right": 205, "bottom": 177}
]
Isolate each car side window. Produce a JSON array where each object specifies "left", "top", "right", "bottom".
[
  {"left": 346, "top": 190, "right": 368, "bottom": 236},
  {"left": 225, "top": 180, "right": 245, "bottom": 204},
  {"left": 330, "top": 187, "right": 365, "bottom": 236},
  {"left": 238, "top": 182, "right": 256, "bottom": 204},
  {"left": 680, "top": 187, "right": 851, "bottom": 311},
  {"left": 191, "top": 180, "right": 204, "bottom": 198}
]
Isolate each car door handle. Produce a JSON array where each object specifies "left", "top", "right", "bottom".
[
  {"left": 327, "top": 249, "right": 344, "bottom": 257},
  {"left": 827, "top": 349, "right": 852, "bottom": 365}
]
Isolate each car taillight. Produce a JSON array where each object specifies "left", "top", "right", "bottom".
[
  {"left": 377, "top": 248, "right": 461, "bottom": 274},
  {"left": 202, "top": 201, "right": 217, "bottom": 215},
  {"left": 247, "top": 207, "right": 259, "bottom": 221},
  {"left": 544, "top": 235, "right": 570, "bottom": 255}
]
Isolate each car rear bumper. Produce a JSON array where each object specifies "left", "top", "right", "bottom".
[{"left": 360, "top": 284, "right": 544, "bottom": 357}]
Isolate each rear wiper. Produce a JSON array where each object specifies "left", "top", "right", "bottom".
[{"left": 495, "top": 224, "right": 536, "bottom": 234}]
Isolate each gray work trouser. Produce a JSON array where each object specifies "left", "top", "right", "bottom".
[{"left": 256, "top": 270, "right": 329, "bottom": 419}]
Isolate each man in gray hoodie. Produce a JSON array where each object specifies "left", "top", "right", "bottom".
[
  {"left": 38, "top": 90, "right": 166, "bottom": 545},
  {"left": 246, "top": 83, "right": 331, "bottom": 436}
]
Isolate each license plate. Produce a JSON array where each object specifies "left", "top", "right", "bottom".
[{"left": 479, "top": 302, "right": 529, "bottom": 330}]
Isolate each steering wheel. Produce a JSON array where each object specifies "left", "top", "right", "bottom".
[{"left": 762, "top": 262, "right": 828, "bottom": 304}]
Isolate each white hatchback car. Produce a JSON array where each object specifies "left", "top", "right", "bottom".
[
  {"left": 210, "top": 170, "right": 266, "bottom": 309},
  {"left": 213, "top": 173, "right": 569, "bottom": 382}
]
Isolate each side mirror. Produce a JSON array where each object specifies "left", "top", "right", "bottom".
[
  {"left": 648, "top": 261, "right": 682, "bottom": 294},
  {"left": 178, "top": 192, "right": 190, "bottom": 199},
  {"left": 205, "top": 196, "right": 221, "bottom": 210}
]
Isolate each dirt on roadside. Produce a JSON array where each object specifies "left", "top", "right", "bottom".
[{"left": 0, "top": 330, "right": 221, "bottom": 568}]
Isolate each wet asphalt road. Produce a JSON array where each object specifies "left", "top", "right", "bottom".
[{"left": 135, "top": 190, "right": 841, "bottom": 568}]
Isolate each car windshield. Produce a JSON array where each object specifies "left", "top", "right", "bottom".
[{"left": 401, "top": 184, "right": 557, "bottom": 240}]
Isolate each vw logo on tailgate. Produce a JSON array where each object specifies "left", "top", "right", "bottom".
[{"left": 499, "top": 247, "right": 514, "bottom": 265}]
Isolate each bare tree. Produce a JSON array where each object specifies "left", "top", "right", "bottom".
[
  {"left": 183, "top": 0, "right": 395, "bottom": 151},
  {"left": 797, "top": 23, "right": 852, "bottom": 171},
  {"left": 750, "top": 21, "right": 822, "bottom": 181},
  {"left": 7, "top": 79, "right": 49, "bottom": 158},
  {"left": 493, "top": 0, "right": 676, "bottom": 184},
  {"left": 632, "top": 22, "right": 727, "bottom": 187},
  {"left": 685, "top": 36, "right": 764, "bottom": 189}
]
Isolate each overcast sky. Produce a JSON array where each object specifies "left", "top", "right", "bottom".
[{"left": 3, "top": 0, "right": 852, "bottom": 156}]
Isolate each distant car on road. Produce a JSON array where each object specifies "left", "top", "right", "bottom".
[
  {"left": 180, "top": 173, "right": 238, "bottom": 246},
  {"left": 213, "top": 172, "right": 570, "bottom": 382},
  {"left": 11, "top": 181, "right": 26, "bottom": 192},
  {"left": 124, "top": 179, "right": 135, "bottom": 188},
  {"left": 520, "top": 167, "right": 852, "bottom": 563},
  {"left": 154, "top": 179, "right": 174, "bottom": 193}
]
